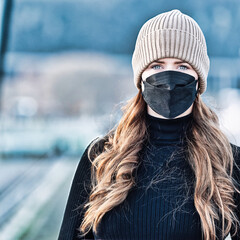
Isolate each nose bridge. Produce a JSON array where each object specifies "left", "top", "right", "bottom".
[
  {"left": 164, "top": 62, "right": 176, "bottom": 90},
  {"left": 165, "top": 62, "right": 175, "bottom": 71}
]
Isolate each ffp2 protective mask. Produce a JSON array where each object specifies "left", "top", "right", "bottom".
[{"left": 142, "top": 70, "right": 198, "bottom": 118}]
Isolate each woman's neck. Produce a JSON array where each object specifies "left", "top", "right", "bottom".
[{"left": 146, "top": 112, "right": 193, "bottom": 143}]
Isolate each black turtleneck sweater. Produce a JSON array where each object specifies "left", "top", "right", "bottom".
[{"left": 58, "top": 113, "right": 240, "bottom": 240}]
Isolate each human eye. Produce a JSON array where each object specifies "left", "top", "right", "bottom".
[
  {"left": 178, "top": 64, "right": 189, "bottom": 70},
  {"left": 150, "top": 64, "right": 162, "bottom": 70}
]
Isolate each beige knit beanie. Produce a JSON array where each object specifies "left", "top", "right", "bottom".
[{"left": 132, "top": 9, "right": 210, "bottom": 94}]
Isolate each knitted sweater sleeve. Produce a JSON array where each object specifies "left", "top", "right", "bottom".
[
  {"left": 58, "top": 137, "right": 105, "bottom": 240},
  {"left": 230, "top": 144, "right": 240, "bottom": 240}
]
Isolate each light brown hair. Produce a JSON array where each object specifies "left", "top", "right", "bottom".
[{"left": 78, "top": 90, "right": 240, "bottom": 240}]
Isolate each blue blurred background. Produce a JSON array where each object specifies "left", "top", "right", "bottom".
[{"left": 0, "top": 0, "right": 239, "bottom": 239}]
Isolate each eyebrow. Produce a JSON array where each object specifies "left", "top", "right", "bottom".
[{"left": 152, "top": 60, "right": 189, "bottom": 64}]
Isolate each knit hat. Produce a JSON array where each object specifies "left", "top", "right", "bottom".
[{"left": 131, "top": 9, "right": 210, "bottom": 94}]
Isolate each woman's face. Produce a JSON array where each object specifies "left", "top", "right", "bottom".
[{"left": 141, "top": 57, "right": 199, "bottom": 119}]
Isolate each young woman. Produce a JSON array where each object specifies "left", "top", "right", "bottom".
[{"left": 58, "top": 9, "right": 240, "bottom": 240}]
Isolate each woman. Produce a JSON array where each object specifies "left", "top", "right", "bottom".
[{"left": 58, "top": 9, "right": 240, "bottom": 240}]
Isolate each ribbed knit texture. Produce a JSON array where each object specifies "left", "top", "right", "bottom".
[
  {"left": 58, "top": 114, "right": 240, "bottom": 240},
  {"left": 132, "top": 9, "right": 210, "bottom": 94}
]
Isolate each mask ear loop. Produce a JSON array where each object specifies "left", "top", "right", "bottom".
[
  {"left": 195, "top": 89, "right": 199, "bottom": 97},
  {"left": 141, "top": 79, "right": 145, "bottom": 92},
  {"left": 195, "top": 79, "right": 200, "bottom": 97}
]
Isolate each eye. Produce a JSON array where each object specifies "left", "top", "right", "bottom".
[
  {"left": 178, "top": 64, "right": 190, "bottom": 70},
  {"left": 150, "top": 64, "right": 162, "bottom": 70}
]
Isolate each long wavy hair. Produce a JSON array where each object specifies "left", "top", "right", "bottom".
[{"left": 78, "top": 89, "right": 240, "bottom": 240}]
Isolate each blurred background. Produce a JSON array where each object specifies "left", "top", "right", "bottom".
[{"left": 0, "top": 0, "right": 239, "bottom": 239}]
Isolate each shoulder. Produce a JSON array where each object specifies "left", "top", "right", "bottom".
[
  {"left": 88, "top": 134, "right": 109, "bottom": 155},
  {"left": 81, "top": 134, "right": 109, "bottom": 162},
  {"left": 71, "top": 135, "right": 109, "bottom": 190}
]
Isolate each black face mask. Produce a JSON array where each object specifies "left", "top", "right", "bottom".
[{"left": 142, "top": 70, "right": 198, "bottom": 118}]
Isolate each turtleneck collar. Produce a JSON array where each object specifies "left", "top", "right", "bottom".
[{"left": 146, "top": 112, "right": 193, "bottom": 143}]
